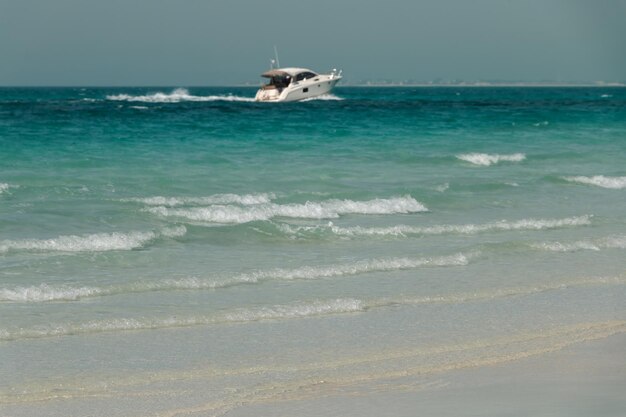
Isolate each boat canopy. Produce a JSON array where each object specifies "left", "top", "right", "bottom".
[
  {"left": 262, "top": 70, "right": 289, "bottom": 78},
  {"left": 261, "top": 68, "right": 317, "bottom": 78}
]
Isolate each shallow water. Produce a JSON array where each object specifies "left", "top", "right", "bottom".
[{"left": 1, "top": 86, "right": 625, "bottom": 415}]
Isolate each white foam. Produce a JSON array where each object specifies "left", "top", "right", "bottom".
[
  {"left": 158, "top": 225, "right": 188, "bottom": 238},
  {"left": 4, "top": 274, "right": 625, "bottom": 340},
  {"left": 124, "top": 193, "right": 275, "bottom": 207},
  {"left": 456, "top": 153, "right": 526, "bottom": 166},
  {"left": 562, "top": 175, "right": 626, "bottom": 189},
  {"left": 0, "top": 284, "right": 103, "bottom": 302},
  {"left": 0, "top": 183, "right": 9, "bottom": 194},
  {"left": 222, "top": 253, "right": 470, "bottom": 286},
  {"left": 0, "top": 299, "right": 364, "bottom": 340},
  {"left": 280, "top": 216, "right": 592, "bottom": 238},
  {"left": 106, "top": 88, "right": 255, "bottom": 103},
  {"left": 434, "top": 183, "right": 450, "bottom": 192},
  {"left": 0, "top": 226, "right": 185, "bottom": 254},
  {"left": 300, "top": 94, "right": 344, "bottom": 102},
  {"left": 600, "top": 94, "right": 612, "bottom": 98},
  {"left": 1, "top": 253, "right": 469, "bottom": 302},
  {"left": 532, "top": 235, "right": 626, "bottom": 252},
  {"left": 223, "top": 299, "right": 362, "bottom": 322},
  {"left": 146, "top": 196, "right": 428, "bottom": 224}
]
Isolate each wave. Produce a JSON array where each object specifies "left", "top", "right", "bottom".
[
  {"left": 3, "top": 276, "right": 624, "bottom": 340},
  {"left": 531, "top": 235, "right": 626, "bottom": 252},
  {"left": 0, "top": 253, "right": 470, "bottom": 302},
  {"left": 562, "top": 175, "right": 626, "bottom": 189},
  {"left": 145, "top": 196, "right": 428, "bottom": 224},
  {"left": 0, "top": 226, "right": 186, "bottom": 254},
  {"left": 123, "top": 193, "right": 275, "bottom": 207},
  {"left": 277, "top": 215, "right": 592, "bottom": 238},
  {"left": 367, "top": 275, "right": 626, "bottom": 308},
  {"left": 0, "top": 284, "right": 102, "bottom": 302},
  {"left": 106, "top": 88, "right": 256, "bottom": 103},
  {"left": 0, "top": 299, "right": 365, "bottom": 341},
  {"left": 456, "top": 153, "right": 526, "bottom": 166}
]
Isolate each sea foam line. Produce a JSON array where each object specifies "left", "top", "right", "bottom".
[
  {"left": 0, "top": 299, "right": 364, "bottom": 341},
  {"left": 0, "top": 253, "right": 470, "bottom": 302},
  {"left": 122, "top": 193, "right": 276, "bottom": 207},
  {"left": 2, "top": 276, "right": 624, "bottom": 341},
  {"left": 277, "top": 215, "right": 592, "bottom": 238},
  {"left": 531, "top": 235, "right": 626, "bottom": 252},
  {"left": 562, "top": 175, "right": 626, "bottom": 189},
  {"left": 456, "top": 153, "right": 526, "bottom": 166},
  {"left": 106, "top": 88, "right": 256, "bottom": 103},
  {"left": 144, "top": 196, "right": 428, "bottom": 224},
  {"left": 368, "top": 275, "right": 626, "bottom": 309},
  {"left": 0, "top": 226, "right": 186, "bottom": 254}
]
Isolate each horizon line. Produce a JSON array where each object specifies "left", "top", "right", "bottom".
[{"left": 1, "top": 83, "right": 625, "bottom": 88}]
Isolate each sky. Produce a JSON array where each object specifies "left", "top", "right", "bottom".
[{"left": 1, "top": 0, "right": 625, "bottom": 86}]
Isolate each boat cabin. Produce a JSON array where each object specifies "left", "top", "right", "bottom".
[{"left": 260, "top": 68, "right": 319, "bottom": 91}]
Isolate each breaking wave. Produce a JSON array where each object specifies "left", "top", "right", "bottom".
[
  {"left": 531, "top": 235, "right": 626, "bottom": 252},
  {"left": 145, "top": 196, "right": 428, "bottom": 224},
  {"left": 562, "top": 175, "right": 626, "bottom": 189},
  {"left": 456, "top": 153, "right": 526, "bottom": 166},
  {"left": 123, "top": 193, "right": 275, "bottom": 207},
  {"left": 0, "top": 253, "right": 470, "bottom": 302},
  {"left": 0, "top": 183, "right": 10, "bottom": 194},
  {"left": 106, "top": 88, "right": 256, "bottom": 103},
  {"left": 277, "top": 215, "right": 592, "bottom": 238},
  {"left": 0, "top": 226, "right": 186, "bottom": 254}
]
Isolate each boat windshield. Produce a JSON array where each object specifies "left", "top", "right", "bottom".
[
  {"left": 294, "top": 71, "right": 317, "bottom": 82},
  {"left": 269, "top": 75, "right": 291, "bottom": 88}
]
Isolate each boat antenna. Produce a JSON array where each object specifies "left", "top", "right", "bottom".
[{"left": 273, "top": 45, "right": 281, "bottom": 68}]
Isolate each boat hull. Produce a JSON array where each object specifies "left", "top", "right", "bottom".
[{"left": 255, "top": 76, "right": 341, "bottom": 102}]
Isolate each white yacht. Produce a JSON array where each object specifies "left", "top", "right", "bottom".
[{"left": 255, "top": 67, "right": 342, "bottom": 102}]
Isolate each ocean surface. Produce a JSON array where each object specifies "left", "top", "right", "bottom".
[{"left": 1, "top": 86, "right": 625, "bottom": 416}]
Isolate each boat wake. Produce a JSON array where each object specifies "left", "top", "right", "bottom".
[
  {"left": 106, "top": 88, "right": 256, "bottom": 103},
  {"left": 301, "top": 94, "right": 344, "bottom": 102}
]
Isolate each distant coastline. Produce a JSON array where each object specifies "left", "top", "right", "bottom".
[
  {"left": 2, "top": 82, "right": 625, "bottom": 88},
  {"left": 238, "top": 81, "right": 625, "bottom": 88},
  {"left": 340, "top": 81, "right": 626, "bottom": 88}
]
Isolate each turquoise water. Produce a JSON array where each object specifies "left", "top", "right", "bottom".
[{"left": 1, "top": 87, "right": 625, "bottom": 415}]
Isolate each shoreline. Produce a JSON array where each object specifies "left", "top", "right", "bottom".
[{"left": 222, "top": 331, "right": 626, "bottom": 417}]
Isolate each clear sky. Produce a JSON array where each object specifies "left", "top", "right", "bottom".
[{"left": 1, "top": 0, "right": 624, "bottom": 86}]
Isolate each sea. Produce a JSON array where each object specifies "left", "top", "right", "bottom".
[{"left": 1, "top": 86, "right": 625, "bottom": 416}]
